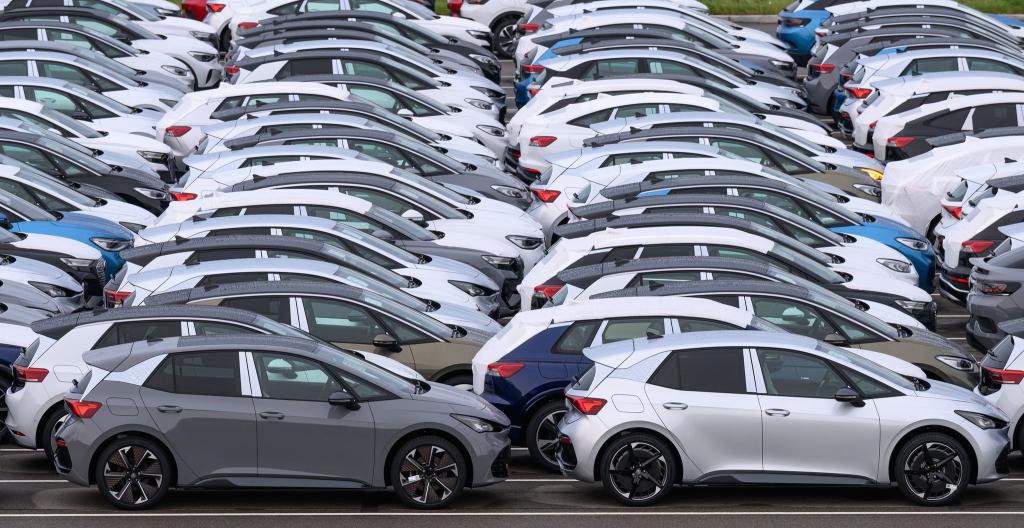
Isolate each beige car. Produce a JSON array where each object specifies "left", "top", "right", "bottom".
[{"left": 144, "top": 281, "right": 495, "bottom": 389}]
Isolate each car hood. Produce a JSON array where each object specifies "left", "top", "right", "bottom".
[
  {"left": 428, "top": 302, "right": 503, "bottom": 334},
  {"left": 59, "top": 211, "right": 135, "bottom": 240},
  {"left": 914, "top": 379, "right": 995, "bottom": 407},
  {"left": 133, "top": 36, "right": 218, "bottom": 55},
  {"left": 2, "top": 256, "right": 82, "bottom": 292},
  {"left": 843, "top": 269, "right": 931, "bottom": 302},
  {"left": 359, "top": 351, "right": 423, "bottom": 379}
]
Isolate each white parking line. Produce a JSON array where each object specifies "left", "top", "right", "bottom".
[
  {"left": 4, "top": 512, "right": 1024, "bottom": 517},
  {"left": 0, "top": 480, "right": 66, "bottom": 483}
]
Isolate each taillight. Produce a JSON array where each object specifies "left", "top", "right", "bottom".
[
  {"left": 521, "top": 64, "right": 544, "bottom": 74},
  {"left": 14, "top": 364, "right": 48, "bottom": 383},
  {"left": 529, "top": 135, "right": 557, "bottom": 147},
  {"left": 237, "top": 21, "right": 258, "bottom": 29},
  {"left": 65, "top": 399, "right": 102, "bottom": 418},
  {"left": 531, "top": 188, "right": 560, "bottom": 203},
  {"left": 104, "top": 289, "right": 131, "bottom": 307},
  {"left": 886, "top": 136, "right": 915, "bottom": 148},
  {"left": 170, "top": 191, "right": 197, "bottom": 201},
  {"left": 962, "top": 239, "right": 996, "bottom": 255},
  {"left": 984, "top": 366, "right": 1024, "bottom": 384},
  {"left": 206, "top": 2, "right": 224, "bottom": 11},
  {"left": 846, "top": 87, "right": 872, "bottom": 99},
  {"left": 976, "top": 280, "right": 1019, "bottom": 295},
  {"left": 225, "top": 65, "right": 240, "bottom": 75},
  {"left": 164, "top": 125, "right": 191, "bottom": 138},
  {"left": 810, "top": 63, "right": 835, "bottom": 74},
  {"left": 943, "top": 204, "right": 962, "bottom": 219},
  {"left": 533, "top": 284, "right": 563, "bottom": 298},
  {"left": 518, "top": 23, "right": 539, "bottom": 33},
  {"left": 567, "top": 395, "right": 606, "bottom": 415},
  {"left": 447, "top": 0, "right": 462, "bottom": 16},
  {"left": 486, "top": 362, "right": 524, "bottom": 377},
  {"left": 868, "top": 121, "right": 877, "bottom": 130},
  {"left": 840, "top": 72, "right": 853, "bottom": 82},
  {"left": 528, "top": 87, "right": 540, "bottom": 96}
]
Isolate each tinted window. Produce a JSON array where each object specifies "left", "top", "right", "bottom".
[
  {"left": 196, "top": 272, "right": 269, "bottom": 287},
  {"left": 903, "top": 56, "right": 959, "bottom": 75},
  {"left": 647, "top": 60, "right": 696, "bottom": 75},
  {"left": 302, "top": 298, "right": 385, "bottom": 343},
  {"left": 145, "top": 351, "right": 242, "bottom": 397},
  {"left": 253, "top": 352, "right": 344, "bottom": 401},
  {"left": 888, "top": 96, "right": 926, "bottom": 115},
  {"left": 613, "top": 104, "right": 660, "bottom": 119},
  {"left": 583, "top": 58, "right": 639, "bottom": 79},
  {"left": 567, "top": 108, "right": 613, "bottom": 127},
  {"left": 192, "top": 321, "right": 260, "bottom": 336},
  {"left": 966, "top": 58, "right": 1019, "bottom": 74},
  {"left": 628, "top": 270, "right": 700, "bottom": 287},
  {"left": 554, "top": 320, "right": 599, "bottom": 354},
  {"left": 93, "top": 320, "right": 181, "bottom": 349},
  {"left": 926, "top": 108, "right": 969, "bottom": 131},
  {"left": 220, "top": 295, "right": 291, "bottom": 323},
  {"left": 675, "top": 318, "right": 738, "bottom": 332},
  {"left": 972, "top": 104, "right": 1018, "bottom": 128},
  {"left": 837, "top": 364, "right": 894, "bottom": 398},
  {"left": 751, "top": 297, "right": 838, "bottom": 340},
  {"left": 638, "top": 245, "right": 695, "bottom": 258},
  {"left": 0, "top": 61, "right": 28, "bottom": 76},
  {"left": 757, "top": 348, "right": 847, "bottom": 398},
  {"left": 601, "top": 317, "right": 664, "bottom": 343},
  {"left": 600, "top": 152, "right": 665, "bottom": 167},
  {"left": 648, "top": 348, "right": 746, "bottom": 393},
  {"left": 282, "top": 58, "right": 332, "bottom": 77}
]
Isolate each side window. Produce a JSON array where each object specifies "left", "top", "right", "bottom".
[
  {"left": 583, "top": 58, "right": 639, "bottom": 79},
  {"left": 304, "top": 0, "right": 342, "bottom": 11},
  {"left": 302, "top": 298, "right": 385, "bottom": 344},
  {"left": 644, "top": 169, "right": 707, "bottom": 182},
  {"left": 303, "top": 205, "right": 389, "bottom": 234},
  {"left": 350, "top": 0, "right": 396, "bottom": 13},
  {"left": 666, "top": 104, "right": 703, "bottom": 112},
  {"left": 378, "top": 313, "right": 433, "bottom": 344},
  {"left": 0, "top": 61, "right": 28, "bottom": 76},
  {"left": 647, "top": 348, "right": 746, "bottom": 393},
  {"left": 675, "top": 318, "right": 738, "bottom": 332},
  {"left": 37, "top": 62, "right": 98, "bottom": 89},
  {"left": 628, "top": 270, "right": 701, "bottom": 287},
  {"left": 347, "top": 139, "right": 416, "bottom": 171},
  {"left": 338, "top": 188, "right": 431, "bottom": 219},
  {"left": 836, "top": 364, "right": 894, "bottom": 397},
  {"left": 220, "top": 296, "right": 291, "bottom": 324},
  {"left": 600, "top": 152, "right": 665, "bottom": 167},
  {"left": 184, "top": 248, "right": 258, "bottom": 264},
  {"left": 756, "top": 348, "right": 848, "bottom": 398},
  {"left": 0, "top": 143, "right": 61, "bottom": 174},
  {"left": 647, "top": 60, "right": 696, "bottom": 75},
  {"left": 349, "top": 86, "right": 401, "bottom": 112},
  {"left": 966, "top": 58, "right": 1019, "bottom": 74},
  {"left": 253, "top": 352, "right": 344, "bottom": 401},
  {"left": 243, "top": 204, "right": 295, "bottom": 215},
  {"left": 750, "top": 297, "right": 838, "bottom": 340},
  {"left": 902, "top": 56, "right": 959, "bottom": 75},
  {"left": 925, "top": 108, "right": 970, "bottom": 131},
  {"left": 709, "top": 139, "right": 771, "bottom": 166},
  {"left": 282, "top": 58, "right": 333, "bottom": 77},
  {"left": 144, "top": 352, "right": 242, "bottom": 397},
  {"left": 567, "top": 108, "right": 614, "bottom": 127},
  {"left": 340, "top": 60, "right": 392, "bottom": 78},
  {"left": 334, "top": 370, "right": 389, "bottom": 400},
  {"left": 637, "top": 244, "right": 696, "bottom": 258},
  {"left": 831, "top": 317, "right": 879, "bottom": 344},
  {"left": 267, "top": 0, "right": 301, "bottom": 14},
  {"left": 238, "top": 155, "right": 303, "bottom": 167},
  {"left": 193, "top": 321, "right": 259, "bottom": 336},
  {"left": 553, "top": 320, "right": 600, "bottom": 354},
  {"left": 281, "top": 227, "right": 345, "bottom": 244},
  {"left": 93, "top": 320, "right": 182, "bottom": 349},
  {"left": 196, "top": 272, "right": 270, "bottom": 287},
  {"left": 215, "top": 96, "right": 245, "bottom": 111},
  {"left": 888, "top": 95, "right": 926, "bottom": 114},
  {"left": 612, "top": 104, "right": 661, "bottom": 119},
  {"left": 25, "top": 87, "right": 83, "bottom": 114},
  {"left": 703, "top": 294, "right": 741, "bottom": 307},
  {"left": 2, "top": 28, "right": 39, "bottom": 40},
  {"left": 601, "top": 317, "right": 665, "bottom": 343},
  {"left": 971, "top": 104, "right": 1018, "bottom": 128}
]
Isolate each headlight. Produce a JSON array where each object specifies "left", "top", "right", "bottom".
[
  {"left": 137, "top": 150, "right": 169, "bottom": 163},
  {"left": 468, "top": 53, "right": 497, "bottom": 67},
  {"left": 28, "top": 281, "right": 71, "bottom": 297},
  {"left": 448, "top": 280, "right": 493, "bottom": 297},
  {"left": 187, "top": 51, "right": 216, "bottom": 62},
  {"left": 490, "top": 184, "right": 527, "bottom": 199},
  {"left": 936, "top": 355, "right": 976, "bottom": 372},
  {"left": 895, "top": 237, "right": 929, "bottom": 251},
  {"left": 771, "top": 97, "right": 797, "bottom": 109},
  {"left": 894, "top": 299, "right": 934, "bottom": 313},
  {"left": 506, "top": 235, "right": 543, "bottom": 250},
  {"left": 451, "top": 413, "right": 502, "bottom": 433},
  {"left": 466, "top": 30, "right": 490, "bottom": 40},
  {"left": 134, "top": 187, "right": 168, "bottom": 200},
  {"left": 189, "top": 31, "right": 213, "bottom": 40},
  {"left": 91, "top": 237, "right": 131, "bottom": 251},
  {"left": 119, "top": 222, "right": 147, "bottom": 233},
  {"left": 161, "top": 64, "right": 188, "bottom": 76},
  {"left": 481, "top": 254, "right": 516, "bottom": 268},
  {"left": 954, "top": 410, "right": 1006, "bottom": 430},
  {"left": 852, "top": 183, "right": 881, "bottom": 197},
  {"left": 476, "top": 124, "right": 504, "bottom": 136},
  {"left": 58, "top": 257, "right": 95, "bottom": 270},
  {"left": 876, "top": 258, "right": 911, "bottom": 273},
  {"left": 860, "top": 168, "right": 884, "bottom": 181},
  {"left": 465, "top": 98, "right": 493, "bottom": 110},
  {"left": 472, "top": 86, "right": 504, "bottom": 98}
]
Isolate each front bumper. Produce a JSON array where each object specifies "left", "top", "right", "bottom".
[{"left": 466, "top": 428, "right": 512, "bottom": 487}]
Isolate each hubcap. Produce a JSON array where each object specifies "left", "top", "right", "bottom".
[
  {"left": 534, "top": 409, "right": 566, "bottom": 466},
  {"left": 497, "top": 25, "right": 517, "bottom": 55},
  {"left": 607, "top": 441, "right": 668, "bottom": 501},
  {"left": 399, "top": 445, "right": 459, "bottom": 504},
  {"left": 102, "top": 446, "right": 163, "bottom": 505},
  {"left": 903, "top": 441, "right": 962, "bottom": 501}
]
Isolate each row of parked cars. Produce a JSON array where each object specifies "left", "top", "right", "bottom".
[{"left": 0, "top": 0, "right": 1021, "bottom": 513}]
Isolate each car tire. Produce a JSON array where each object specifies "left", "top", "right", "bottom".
[
  {"left": 599, "top": 433, "right": 676, "bottom": 506},
  {"left": 525, "top": 400, "right": 566, "bottom": 472},
  {"left": 491, "top": 15, "right": 519, "bottom": 58},
  {"left": 40, "top": 408, "right": 68, "bottom": 463},
  {"left": 894, "top": 432, "right": 971, "bottom": 506},
  {"left": 94, "top": 436, "right": 172, "bottom": 510},
  {"left": 440, "top": 373, "right": 473, "bottom": 391},
  {"left": 390, "top": 435, "right": 468, "bottom": 509}
]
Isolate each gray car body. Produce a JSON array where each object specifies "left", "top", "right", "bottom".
[
  {"left": 55, "top": 335, "right": 509, "bottom": 490},
  {"left": 967, "top": 246, "right": 1024, "bottom": 350}
]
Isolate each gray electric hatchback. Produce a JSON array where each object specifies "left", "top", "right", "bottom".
[{"left": 54, "top": 335, "right": 510, "bottom": 510}]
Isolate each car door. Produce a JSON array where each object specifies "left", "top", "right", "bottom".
[
  {"left": 295, "top": 296, "right": 416, "bottom": 371},
  {"left": 644, "top": 347, "right": 762, "bottom": 475},
  {"left": 753, "top": 347, "right": 880, "bottom": 480},
  {"left": 139, "top": 351, "right": 258, "bottom": 479},
  {"left": 248, "top": 351, "right": 376, "bottom": 484}
]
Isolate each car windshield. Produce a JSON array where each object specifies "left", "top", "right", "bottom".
[
  {"left": 392, "top": 181, "right": 465, "bottom": 219},
  {"left": 319, "top": 341, "right": 417, "bottom": 391},
  {"left": 392, "top": 0, "right": 437, "bottom": 19},
  {"left": 332, "top": 221, "right": 421, "bottom": 263},
  {"left": 388, "top": 167, "right": 471, "bottom": 204},
  {"left": 772, "top": 245, "right": 845, "bottom": 283},
  {"left": 109, "top": 0, "right": 162, "bottom": 21},
  {"left": 807, "top": 289, "right": 899, "bottom": 339},
  {"left": 816, "top": 340, "right": 917, "bottom": 391},
  {"left": 0, "top": 226, "right": 20, "bottom": 243},
  {"left": 62, "top": 82, "right": 134, "bottom": 114},
  {"left": 366, "top": 205, "right": 437, "bottom": 240},
  {"left": 37, "top": 136, "right": 113, "bottom": 173},
  {"left": 317, "top": 244, "right": 407, "bottom": 286},
  {"left": 361, "top": 291, "right": 452, "bottom": 337},
  {"left": 40, "top": 107, "right": 102, "bottom": 138},
  {"left": 12, "top": 167, "right": 97, "bottom": 207},
  {"left": 333, "top": 266, "right": 432, "bottom": 311},
  {"left": 0, "top": 189, "right": 56, "bottom": 220}
]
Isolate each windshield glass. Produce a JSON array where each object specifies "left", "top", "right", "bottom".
[
  {"left": 816, "top": 340, "right": 916, "bottom": 391},
  {"left": 64, "top": 82, "right": 134, "bottom": 114},
  {"left": 367, "top": 205, "right": 437, "bottom": 241},
  {"left": 388, "top": 167, "right": 471, "bottom": 204},
  {"left": 109, "top": 0, "right": 161, "bottom": 21},
  {"left": 38, "top": 136, "right": 112, "bottom": 173},
  {"left": 40, "top": 107, "right": 102, "bottom": 138},
  {"left": 332, "top": 221, "right": 420, "bottom": 263},
  {"left": 333, "top": 267, "right": 431, "bottom": 310},
  {"left": 0, "top": 189, "right": 56, "bottom": 220},
  {"left": 14, "top": 167, "right": 96, "bottom": 206},
  {"left": 362, "top": 292, "right": 451, "bottom": 337}
]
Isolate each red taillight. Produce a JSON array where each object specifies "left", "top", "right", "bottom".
[
  {"left": 962, "top": 239, "right": 996, "bottom": 255},
  {"left": 181, "top": 0, "right": 207, "bottom": 19},
  {"left": 567, "top": 395, "right": 606, "bottom": 415},
  {"left": 521, "top": 64, "right": 544, "bottom": 74},
  {"left": 170, "top": 191, "right": 198, "bottom": 201},
  {"left": 65, "top": 399, "right": 102, "bottom": 418},
  {"left": 531, "top": 188, "right": 560, "bottom": 203},
  {"left": 104, "top": 289, "right": 131, "bottom": 307},
  {"left": 840, "top": 72, "right": 853, "bottom": 82},
  {"left": 164, "top": 125, "right": 191, "bottom": 138},
  {"left": 887, "top": 136, "right": 915, "bottom": 148},
  {"left": 529, "top": 135, "right": 557, "bottom": 147},
  {"left": 943, "top": 204, "right": 962, "bottom": 219},
  {"left": 206, "top": 2, "right": 224, "bottom": 12},
  {"left": 486, "top": 362, "right": 524, "bottom": 378},
  {"left": 846, "top": 87, "right": 872, "bottom": 99},
  {"left": 55, "top": 439, "right": 66, "bottom": 448},
  {"left": 868, "top": 121, "right": 877, "bottom": 130},
  {"left": 237, "top": 21, "right": 258, "bottom": 29},
  {"left": 810, "top": 63, "right": 835, "bottom": 74},
  {"left": 447, "top": 0, "right": 462, "bottom": 16},
  {"left": 533, "top": 284, "right": 563, "bottom": 298},
  {"left": 528, "top": 86, "right": 540, "bottom": 96},
  {"left": 14, "top": 364, "right": 48, "bottom": 383},
  {"left": 518, "top": 23, "right": 539, "bottom": 33},
  {"left": 225, "top": 65, "right": 240, "bottom": 75},
  {"left": 984, "top": 366, "right": 1024, "bottom": 385}
]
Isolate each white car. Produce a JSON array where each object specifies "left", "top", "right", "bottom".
[
  {"left": 0, "top": 98, "right": 172, "bottom": 174},
  {"left": 851, "top": 72, "right": 1024, "bottom": 151},
  {"left": 935, "top": 181, "right": 1024, "bottom": 273},
  {"left": 0, "top": 77, "right": 161, "bottom": 137},
  {"left": 821, "top": 0, "right": 1024, "bottom": 39},
  {"left": 448, "top": 0, "right": 528, "bottom": 56},
  {"left": 0, "top": 253, "right": 84, "bottom": 314},
  {"left": 47, "top": 0, "right": 218, "bottom": 43},
  {"left": 939, "top": 160, "right": 1024, "bottom": 231},
  {"left": 872, "top": 92, "right": 1024, "bottom": 162},
  {"left": 152, "top": 189, "right": 546, "bottom": 272},
  {"left": 978, "top": 334, "right": 1024, "bottom": 453},
  {"left": 882, "top": 129, "right": 1024, "bottom": 235}
]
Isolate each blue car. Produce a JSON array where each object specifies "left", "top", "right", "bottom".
[
  {"left": 777, "top": 1, "right": 835, "bottom": 64},
  {"left": 514, "top": 37, "right": 585, "bottom": 107}
]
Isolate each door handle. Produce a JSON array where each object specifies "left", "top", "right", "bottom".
[
  {"left": 765, "top": 408, "right": 790, "bottom": 417},
  {"left": 259, "top": 411, "right": 285, "bottom": 420},
  {"left": 662, "top": 402, "right": 688, "bottom": 410},
  {"left": 156, "top": 405, "right": 182, "bottom": 414}
]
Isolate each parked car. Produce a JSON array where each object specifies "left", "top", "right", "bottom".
[{"left": 968, "top": 240, "right": 1024, "bottom": 350}]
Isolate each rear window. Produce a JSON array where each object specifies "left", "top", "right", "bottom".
[
  {"left": 572, "top": 364, "right": 597, "bottom": 390},
  {"left": 982, "top": 336, "right": 1016, "bottom": 371}
]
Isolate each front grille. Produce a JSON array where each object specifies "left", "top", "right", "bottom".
[
  {"left": 996, "top": 442, "right": 1011, "bottom": 474},
  {"left": 490, "top": 447, "right": 510, "bottom": 478}
]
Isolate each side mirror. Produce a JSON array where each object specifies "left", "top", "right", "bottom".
[
  {"left": 328, "top": 390, "right": 360, "bottom": 410},
  {"left": 396, "top": 108, "right": 414, "bottom": 119},
  {"left": 372, "top": 333, "right": 400, "bottom": 352},
  {"left": 401, "top": 209, "right": 424, "bottom": 223},
  {"left": 823, "top": 333, "right": 848, "bottom": 346},
  {"left": 371, "top": 229, "right": 394, "bottom": 242},
  {"left": 391, "top": 11, "right": 407, "bottom": 19},
  {"left": 834, "top": 387, "right": 865, "bottom": 407}
]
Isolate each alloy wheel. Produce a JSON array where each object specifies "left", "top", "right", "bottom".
[
  {"left": 606, "top": 441, "right": 669, "bottom": 502},
  {"left": 533, "top": 408, "right": 566, "bottom": 467},
  {"left": 102, "top": 445, "right": 164, "bottom": 506},
  {"left": 495, "top": 23, "right": 518, "bottom": 57},
  {"left": 902, "top": 441, "right": 963, "bottom": 502},
  {"left": 398, "top": 444, "right": 460, "bottom": 505}
]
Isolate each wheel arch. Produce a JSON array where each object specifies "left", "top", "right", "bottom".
[
  {"left": 35, "top": 400, "right": 67, "bottom": 450},
  {"left": 489, "top": 11, "right": 524, "bottom": 31},
  {"left": 885, "top": 424, "right": 979, "bottom": 484},
  {"left": 382, "top": 427, "right": 475, "bottom": 487},
  {"left": 431, "top": 364, "right": 473, "bottom": 385},
  {"left": 591, "top": 426, "right": 685, "bottom": 485},
  {"left": 87, "top": 430, "right": 179, "bottom": 487}
]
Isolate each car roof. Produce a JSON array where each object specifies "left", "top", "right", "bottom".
[
  {"left": 892, "top": 92, "right": 1024, "bottom": 121},
  {"left": 231, "top": 171, "right": 407, "bottom": 192},
  {"left": 584, "top": 330, "right": 817, "bottom": 369},
  {"left": 144, "top": 280, "right": 373, "bottom": 307},
  {"left": 556, "top": 255, "right": 784, "bottom": 284},
  {"left": 541, "top": 47, "right": 716, "bottom": 70},
  {"left": 120, "top": 234, "right": 336, "bottom": 265},
  {"left": 510, "top": 295, "right": 755, "bottom": 326},
  {"left": 84, "top": 334, "right": 327, "bottom": 372},
  {"left": 223, "top": 126, "right": 401, "bottom": 150},
  {"left": 927, "top": 126, "right": 1024, "bottom": 148},
  {"left": 584, "top": 125, "right": 785, "bottom": 149},
  {"left": 30, "top": 304, "right": 266, "bottom": 339},
  {"left": 210, "top": 98, "right": 380, "bottom": 121},
  {"left": 873, "top": 71, "right": 1024, "bottom": 93},
  {"left": 162, "top": 188, "right": 376, "bottom": 214}
]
